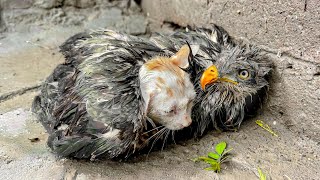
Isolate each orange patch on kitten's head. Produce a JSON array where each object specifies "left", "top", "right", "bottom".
[
  {"left": 145, "top": 44, "right": 190, "bottom": 74},
  {"left": 157, "top": 77, "right": 165, "bottom": 85},
  {"left": 144, "top": 58, "right": 167, "bottom": 71},
  {"left": 145, "top": 58, "right": 185, "bottom": 80},
  {"left": 166, "top": 87, "right": 174, "bottom": 97}
]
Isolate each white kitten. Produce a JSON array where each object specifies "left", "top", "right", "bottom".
[{"left": 139, "top": 45, "right": 196, "bottom": 130}]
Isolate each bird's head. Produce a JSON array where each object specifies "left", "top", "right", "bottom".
[
  {"left": 195, "top": 45, "right": 272, "bottom": 131},
  {"left": 200, "top": 47, "right": 271, "bottom": 92}
]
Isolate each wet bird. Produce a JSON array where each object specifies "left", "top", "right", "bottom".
[{"left": 32, "top": 24, "right": 272, "bottom": 159}]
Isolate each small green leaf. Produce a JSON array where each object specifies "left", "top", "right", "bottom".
[
  {"left": 215, "top": 141, "right": 227, "bottom": 155},
  {"left": 204, "top": 163, "right": 221, "bottom": 172},
  {"left": 204, "top": 166, "right": 217, "bottom": 171},
  {"left": 208, "top": 152, "right": 220, "bottom": 160},
  {"left": 196, "top": 157, "right": 218, "bottom": 165},
  {"left": 258, "top": 167, "right": 267, "bottom": 180},
  {"left": 209, "top": 163, "right": 221, "bottom": 172}
]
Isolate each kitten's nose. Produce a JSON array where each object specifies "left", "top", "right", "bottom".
[{"left": 181, "top": 116, "right": 192, "bottom": 127}]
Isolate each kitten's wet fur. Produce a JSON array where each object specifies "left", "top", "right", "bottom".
[{"left": 139, "top": 45, "right": 196, "bottom": 130}]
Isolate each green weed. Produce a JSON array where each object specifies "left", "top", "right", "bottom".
[{"left": 193, "top": 141, "right": 233, "bottom": 173}]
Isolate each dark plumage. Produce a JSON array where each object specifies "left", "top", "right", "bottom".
[{"left": 32, "top": 24, "right": 272, "bottom": 160}]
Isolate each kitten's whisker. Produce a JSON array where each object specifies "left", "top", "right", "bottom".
[
  {"left": 154, "top": 129, "right": 167, "bottom": 145},
  {"left": 161, "top": 129, "right": 171, "bottom": 150},
  {"left": 142, "top": 125, "right": 165, "bottom": 135},
  {"left": 171, "top": 130, "right": 176, "bottom": 145},
  {"left": 146, "top": 127, "right": 166, "bottom": 142},
  {"left": 147, "top": 128, "right": 168, "bottom": 155}
]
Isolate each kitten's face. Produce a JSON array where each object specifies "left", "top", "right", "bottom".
[
  {"left": 147, "top": 74, "right": 195, "bottom": 130},
  {"left": 139, "top": 45, "right": 196, "bottom": 130}
]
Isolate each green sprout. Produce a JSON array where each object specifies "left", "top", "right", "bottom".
[
  {"left": 257, "top": 167, "right": 267, "bottom": 180},
  {"left": 193, "top": 141, "right": 233, "bottom": 172}
]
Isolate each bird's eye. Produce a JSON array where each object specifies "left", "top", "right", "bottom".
[{"left": 238, "top": 69, "right": 250, "bottom": 80}]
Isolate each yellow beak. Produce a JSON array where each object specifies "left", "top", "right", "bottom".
[
  {"left": 200, "top": 65, "right": 219, "bottom": 90},
  {"left": 200, "top": 65, "right": 238, "bottom": 90}
]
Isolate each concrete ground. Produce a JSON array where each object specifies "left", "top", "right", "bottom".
[{"left": 0, "top": 1, "right": 319, "bottom": 180}]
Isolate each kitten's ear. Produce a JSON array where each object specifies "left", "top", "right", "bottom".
[
  {"left": 140, "top": 86, "right": 154, "bottom": 114},
  {"left": 171, "top": 44, "right": 193, "bottom": 69},
  {"left": 190, "top": 44, "right": 200, "bottom": 56}
]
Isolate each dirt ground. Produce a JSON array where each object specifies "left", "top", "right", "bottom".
[{"left": 0, "top": 1, "right": 319, "bottom": 180}]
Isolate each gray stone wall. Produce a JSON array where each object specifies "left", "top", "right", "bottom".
[
  {"left": 142, "top": 0, "right": 319, "bottom": 63},
  {"left": 0, "top": 0, "right": 147, "bottom": 35},
  {"left": 142, "top": 0, "right": 320, "bottom": 142}
]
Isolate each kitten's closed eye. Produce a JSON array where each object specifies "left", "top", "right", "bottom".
[{"left": 165, "top": 105, "right": 177, "bottom": 114}]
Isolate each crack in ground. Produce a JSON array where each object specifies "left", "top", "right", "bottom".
[
  {"left": 259, "top": 45, "right": 320, "bottom": 66},
  {"left": 0, "top": 83, "right": 42, "bottom": 103}
]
